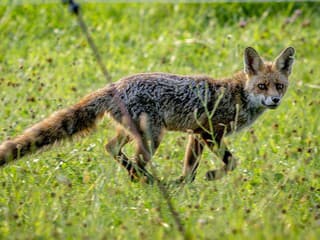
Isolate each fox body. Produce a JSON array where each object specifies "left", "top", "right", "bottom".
[{"left": 0, "top": 47, "right": 295, "bottom": 182}]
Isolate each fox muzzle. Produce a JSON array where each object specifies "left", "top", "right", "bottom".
[{"left": 262, "top": 96, "right": 282, "bottom": 109}]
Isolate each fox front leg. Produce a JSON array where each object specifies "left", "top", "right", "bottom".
[
  {"left": 176, "top": 134, "right": 205, "bottom": 183},
  {"left": 205, "top": 148, "right": 237, "bottom": 180},
  {"left": 203, "top": 135, "right": 237, "bottom": 180}
]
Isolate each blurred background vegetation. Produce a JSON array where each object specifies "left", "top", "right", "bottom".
[{"left": 0, "top": 1, "right": 319, "bottom": 239}]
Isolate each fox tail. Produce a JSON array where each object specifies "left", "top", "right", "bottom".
[{"left": 0, "top": 86, "right": 115, "bottom": 166}]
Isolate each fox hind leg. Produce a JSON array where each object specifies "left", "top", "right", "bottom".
[
  {"left": 105, "top": 129, "right": 134, "bottom": 174},
  {"left": 105, "top": 130, "right": 152, "bottom": 182},
  {"left": 131, "top": 123, "right": 164, "bottom": 183},
  {"left": 106, "top": 120, "right": 163, "bottom": 183}
]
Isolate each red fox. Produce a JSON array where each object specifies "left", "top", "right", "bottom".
[{"left": 0, "top": 47, "right": 295, "bottom": 183}]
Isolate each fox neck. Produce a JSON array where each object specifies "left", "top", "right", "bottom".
[
  {"left": 218, "top": 71, "right": 267, "bottom": 130},
  {"left": 222, "top": 71, "right": 266, "bottom": 109}
]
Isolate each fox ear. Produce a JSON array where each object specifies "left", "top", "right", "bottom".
[
  {"left": 244, "top": 47, "right": 264, "bottom": 75},
  {"left": 273, "top": 47, "right": 295, "bottom": 76}
]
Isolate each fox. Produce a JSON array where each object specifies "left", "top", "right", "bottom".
[{"left": 0, "top": 47, "right": 295, "bottom": 183}]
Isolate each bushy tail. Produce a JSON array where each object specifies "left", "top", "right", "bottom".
[{"left": 0, "top": 86, "right": 114, "bottom": 166}]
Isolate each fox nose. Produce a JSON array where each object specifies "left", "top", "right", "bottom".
[{"left": 272, "top": 96, "right": 280, "bottom": 104}]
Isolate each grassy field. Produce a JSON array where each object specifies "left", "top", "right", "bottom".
[{"left": 0, "top": 2, "right": 320, "bottom": 239}]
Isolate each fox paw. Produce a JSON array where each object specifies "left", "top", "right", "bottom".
[
  {"left": 174, "top": 175, "right": 196, "bottom": 184},
  {"left": 162, "top": 175, "right": 194, "bottom": 187},
  {"left": 205, "top": 169, "right": 227, "bottom": 181},
  {"left": 129, "top": 167, "right": 154, "bottom": 184}
]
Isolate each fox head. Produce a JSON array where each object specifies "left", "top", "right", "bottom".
[{"left": 244, "top": 47, "right": 295, "bottom": 109}]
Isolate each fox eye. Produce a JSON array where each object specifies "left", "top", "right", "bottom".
[
  {"left": 276, "top": 83, "right": 284, "bottom": 90},
  {"left": 258, "top": 83, "right": 267, "bottom": 90}
]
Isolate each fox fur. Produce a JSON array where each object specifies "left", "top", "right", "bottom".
[{"left": 0, "top": 47, "right": 295, "bottom": 182}]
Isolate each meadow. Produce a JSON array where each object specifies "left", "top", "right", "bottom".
[{"left": 0, "top": 2, "right": 319, "bottom": 239}]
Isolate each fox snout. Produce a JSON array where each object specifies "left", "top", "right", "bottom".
[
  {"left": 248, "top": 93, "right": 283, "bottom": 109},
  {"left": 271, "top": 96, "right": 280, "bottom": 104},
  {"left": 262, "top": 95, "right": 282, "bottom": 109}
]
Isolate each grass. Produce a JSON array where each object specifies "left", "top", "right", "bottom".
[{"left": 0, "top": 2, "right": 320, "bottom": 239}]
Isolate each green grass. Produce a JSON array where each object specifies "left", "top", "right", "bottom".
[{"left": 0, "top": 2, "right": 320, "bottom": 239}]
